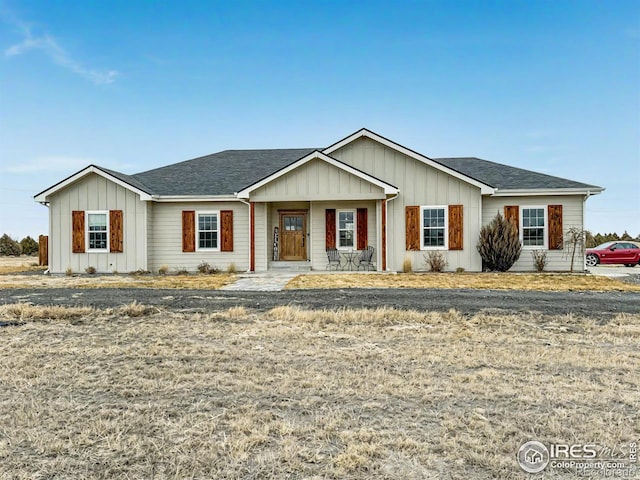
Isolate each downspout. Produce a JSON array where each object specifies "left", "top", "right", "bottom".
[
  {"left": 583, "top": 191, "right": 592, "bottom": 272},
  {"left": 40, "top": 201, "right": 50, "bottom": 274},
  {"left": 237, "top": 197, "right": 253, "bottom": 273},
  {"left": 384, "top": 193, "right": 399, "bottom": 271}
]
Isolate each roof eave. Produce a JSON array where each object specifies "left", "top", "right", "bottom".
[
  {"left": 152, "top": 195, "right": 239, "bottom": 202},
  {"left": 490, "top": 187, "right": 605, "bottom": 197}
]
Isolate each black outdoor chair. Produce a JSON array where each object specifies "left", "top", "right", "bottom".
[
  {"left": 326, "top": 248, "right": 342, "bottom": 270},
  {"left": 357, "top": 245, "right": 375, "bottom": 271}
]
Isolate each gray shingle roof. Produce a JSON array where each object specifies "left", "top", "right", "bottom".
[
  {"left": 434, "top": 157, "right": 602, "bottom": 191},
  {"left": 98, "top": 166, "right": 153, "bottom": 194},
  {"left": 95, "top": 150, "right": 602, "bottom": 197},
  {"left": 131, "top": 148, "right": 317, "bottom": 196}
]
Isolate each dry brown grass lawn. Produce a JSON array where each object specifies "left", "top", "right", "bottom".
[
  {"left": 1, "top": 304, "right": 638, "bottom": 479},
  {"left": 0, "top": 255, "right": 44, "bottom": 274},
  {"left": 286, "top": 272, "right": 640, "bottom": 292},
  {"left": 0, "top": 256, "right": 233, "bottom": 289},
  {"left": 0, "top": 273, "right": 234, "bottom": 290}
]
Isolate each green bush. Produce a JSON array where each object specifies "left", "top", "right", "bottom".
[
  {"left": 20, "top": 236, "right": 39, "bottom": 256},
  {"left": 0, "top": 234, "right": 22, "bottom": 256},
  {"left": 477, "top": 213, "right": 522, "bottom": 272}
]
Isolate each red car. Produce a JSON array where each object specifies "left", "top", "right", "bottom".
[{"left": 585, "top": 241, "right": 640, "bottom": 267}]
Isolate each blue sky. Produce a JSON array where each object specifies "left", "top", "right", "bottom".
[{"left": 1, "top": 0, "right": 639, "bottom": 240}]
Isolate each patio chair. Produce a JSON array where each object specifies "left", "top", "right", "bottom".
[
  {"left": 326, "top": 248, "right": 342, "bottom": 270},
  {"left": 357, "top": 245, "right": 375, "bottom": 271}
]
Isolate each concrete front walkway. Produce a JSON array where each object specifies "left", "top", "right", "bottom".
[{"left": 220, "top": 272, "right": 300, "bottom": 291}]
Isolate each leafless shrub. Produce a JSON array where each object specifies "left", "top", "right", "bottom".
[
  {"left": 158, "top": 265, "right": 169, "bottom": 275},
  {"left": 85, "top": 266, "right": 96, "bottom": 274},
  {"left": 197, "top": 261, "right": 219, "bottom": 274},
  {"left": 455, "top": 267, "right": 465, "bottom": 273},
  {"left": 175, "top": 267, "right": 190, "bottom": 275},
  {"left": 531, "top": 249, "right": 548, "bottom": 272},
  {"left": 65, "top": 267, "right": 73, "bottom": 276},
  {"left": 227, "top": 262, "right": 237, "bottom": 274},
  {"left": 424, "top": 251, "right": 447, "bottom": 272},
  {"left": 564, "top": 226, "right": 585, "bottom": 272}
]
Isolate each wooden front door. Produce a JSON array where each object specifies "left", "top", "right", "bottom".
[{"left": 280, "top": 211, "right": 307, "bottom": 260}]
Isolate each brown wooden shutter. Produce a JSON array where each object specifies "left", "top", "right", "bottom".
[
  {"left": 357, "top": 208, "right": 368, "bottom": 250},
  {"left": 72, "top": 210, "right": 85, "bottom": 253},
  {"left": 405, "top": 206, "right": 420, "bottom": 251},
  {"left": 325, "top": 209, "right": 336, "bottom": 249},
  {"left": 504, "top": 206, "right": 519, "bottom": 234},
  {"left": 448, "top": 205, "right": 463, "bottom": 250},
  {"left": 548, "top": 205, "right": 563, "bottom": 250},
  {"left": 109, "top": 210, "right": 123, "bottom": 253},
  {"left": 182, "top": 210, "right": 196, "bottom": 252},
  {"left": 220, "top": 210, "right": 234, "bottom": 252}
]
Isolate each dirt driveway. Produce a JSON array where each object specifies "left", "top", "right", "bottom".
[{"left": 1, "top": 287, "right": 638, "bottom": 317}]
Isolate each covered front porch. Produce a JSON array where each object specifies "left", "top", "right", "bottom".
[
  {"left": 259, "top": 200, "right": 386, "bottom": 272},
  {"left": 236, "top": 150, "right": 398, "bottom": 273}
]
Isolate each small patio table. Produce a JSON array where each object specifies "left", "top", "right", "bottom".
[{"left": 341, "top": 250, "right": 359, "bottom": 271}]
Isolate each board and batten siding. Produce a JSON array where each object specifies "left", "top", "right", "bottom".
[
  {"left": 250, "top": 158, "right": 386, "bottom": 202},
  {"left": 482, "top": 195, "right": 584, "bottom": 271},
  {"left": 310, "top": 200, "right": 377, "bottom": 270},
  {"left": 331, "top": 137, "right": 483, "bottom": 272},
  {"left": 48, "top": 173, "right": 148, "bottom": 273},
  {"left": 147, "top": 201, "right": 249, "bottom": 273}
]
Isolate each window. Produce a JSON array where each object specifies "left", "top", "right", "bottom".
[
  {"left": 421, "top": 206, "right": 447, "bottom": 249},
  {"left": 284, "top": 215, "right": 303, "bottom": 231},
  {"left": 521, "top": 207, "right": 546, "bottom": 248},
  {"left": 87, "top": 211, "right": 108, "bottom": 251},
  {"left": 197, "top": 212, "right": 219, "bottom": 250},
  {"left": 337, "top": 210, "right": 356, "bottom": 249}
]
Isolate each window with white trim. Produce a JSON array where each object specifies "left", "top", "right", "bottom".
[
  {"left": 197, "top": 212, "right": 219, "bottom": 250},
  {"left": 521, "top": 207, "right": 546, "bottom": 248},
  {"left": 87, "top": 211, "right": 108, "bottom": 251},
  {"left": 337, "top": 210, "right": 356, "bottom": 249},
  {"left": 421, "top": 206, "right": 448, "bottom": 249}
]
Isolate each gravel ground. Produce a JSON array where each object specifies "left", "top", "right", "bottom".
[{"left": 1, "top": 287, "right": 639, "bottom": 317}]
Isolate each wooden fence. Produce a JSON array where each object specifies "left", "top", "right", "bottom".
[{"left": 38, "top": 235, "right": 48, "bottom": 266}]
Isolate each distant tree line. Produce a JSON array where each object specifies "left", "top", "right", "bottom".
[
  {"left": 0, "top": 234, "right": 39, "bottom": 256},
  {"left": 585, "top": 231, "right": 640, "bottom": 248}
]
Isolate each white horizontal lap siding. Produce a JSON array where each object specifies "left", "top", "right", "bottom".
[
  {"left": 250, "top": 158, "right": 385, "bottom": 202},
  {"left": 310, "top": 200, "right": 377, "bottom": 271},
  {"left": 48, "top": 173, "right": 147, "bottom": 274},
  {"left": 331, "top": 137, "right": 482, "bottom": 272},
  {"left": 482, "top": 195, "right": 584, "bottom": 272},
  {"left": 147, "top": 201, "right": 248, "bottom": 273}
]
